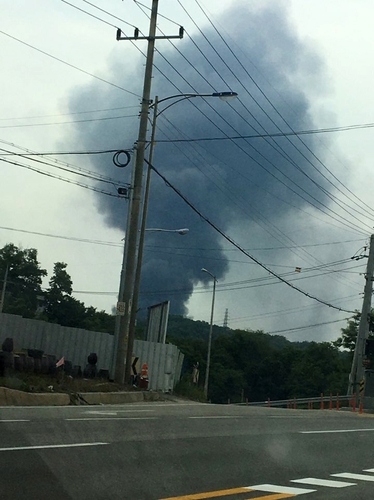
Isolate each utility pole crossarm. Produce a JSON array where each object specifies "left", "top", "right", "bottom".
[{"left": 116, "top": 27, "right": 184, "bottom": 41}]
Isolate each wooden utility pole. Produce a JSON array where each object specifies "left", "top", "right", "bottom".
[{"left": 114, "top": 1, "right": 183, "bottom": 384}]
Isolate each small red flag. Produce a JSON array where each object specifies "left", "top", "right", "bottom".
[{"left": 56, "top": 356, "right": 65, "bottom": 368}]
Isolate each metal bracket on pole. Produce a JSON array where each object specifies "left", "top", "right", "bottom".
[{"left": 116, "top": 27, "right": 184, "bottom": 41}]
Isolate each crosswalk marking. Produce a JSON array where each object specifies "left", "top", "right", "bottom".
[
  {"left": 291, "top": 478, "right": 356, "bottom": 488},
  {"left": 331, "top": 473, "right": 374, "bottom": 482},
  {"left": 160, "top": 466, "right": 374, "bottom": 500},
  {"left": 247, "top": 484, "right": 315, "bottom": 495}
]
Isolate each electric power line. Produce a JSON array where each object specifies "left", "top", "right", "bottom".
[
  {"left": 148, "top": 159, "right": 357, "bottom": 314},
  {"left": 0, "top": 29, "right": 141, "bottom": 97}
]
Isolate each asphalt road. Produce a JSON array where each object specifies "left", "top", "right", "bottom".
[{"left": 1, "top": 400, "right": 374, "bottom": 499}]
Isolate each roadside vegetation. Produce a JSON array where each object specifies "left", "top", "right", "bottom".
[{"left": 0, "top": 243, "right": 366, "bottom": 403}]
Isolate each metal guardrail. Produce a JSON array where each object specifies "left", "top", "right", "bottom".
[{"left": 237, "top": 395, "right": 352, "bottom": 408}]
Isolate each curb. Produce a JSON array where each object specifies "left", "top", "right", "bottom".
[{"left": 0, "top": 386, "right": 163, "bottom": 406}]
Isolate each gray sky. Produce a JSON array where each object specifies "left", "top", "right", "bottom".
[{"left": 1, "top": 0, "right": 374, "bottom": 342}]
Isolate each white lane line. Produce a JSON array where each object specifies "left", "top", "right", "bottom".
[
  {"left": 246, "top": 484, "right": 316, "bottom": 495},
  {"left": 113, "top": 409, "right": 154, "bottom": 413},
  {"left": 85, "top": 411, "right": 118, "bottom": 416},
  {"left": 300, "top": 428, "right": 374, "bottom": 434},
  {"left": 270, "top": 416, "right": 312, "bottom": 418},
  {"left": 85, "top": 410, "right": 154, "bottom": 415},
  {"left": 0, "top": 442, "right": 108, "bottom": 452},
  {"left": 332, "top": 473, "right": 374, "bottom": 482},
  {"left": 291, "top": 478, "right": 356, "bottom": 488},
  {"left": 189, "top": 416, "right": 241, "bottom": 419},
  {"left": 0, "top": 420, "right": 30, "bottom": 423},
  {"left": 66, "top": 417, "right": 157, "bottom": 421},
  {"left": 363, "top": 468, "right": 374, "bottom": 473}
]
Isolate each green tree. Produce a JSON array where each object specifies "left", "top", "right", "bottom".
[
  {"left": 333, "top": 310, "right": 374, "bottom": 353},
  {"left": 284, "top": 342, "right": 349, "bottom": 397},
  {"left": 48, "top": 262, "right": 73, "bottom": 297},
  {"left": 209, "top": 329, "right": 283, "bottom": 403},
  {"left": 83, "top": 306, "right": 115, "bottom": 333},
  {"left": 45, "top": 262, "right": 115, "bottom": 332},
  {"left": 170, "top": 319, "right": 351, "bottom": 403},
  {"left": 45, "top": 262, "right": 87, "bottom": 327},
  {"left": 0, "top": 243, "right": 47, "bottom": 318}
]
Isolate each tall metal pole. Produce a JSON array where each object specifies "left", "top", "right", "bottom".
[
  {"left": 114, "top": 0, "right": 159, "bottom": 384},
  {"left": 0, "top": 264, "right": 9, "bottom": 313},
  {"left": 127, "top": 92, "right": 237, "bottom": 350},
  {"left": 348, "top": 233, "right": 374, "bottom": 396},
  {"left": 202, "top": 268, "right": 217, "bottom": 399}
]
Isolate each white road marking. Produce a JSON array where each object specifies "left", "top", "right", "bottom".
[
  {"left": 270, "top": 416, "right": 313, "bottom": 418},
  {"left": 291, "top": 478, "right": 356, "bottom": 488},
  {"left": 363, "top": 468, "right": 374, "bottom": 473},
  {"left": 332, "top": 473, "right": 374, "bottom": 482},
  {"left": 0, "top": 420, "right": 30, "bottom": 422},
  {"left": 85, "top": 411, "right": 118, "bottom": 415},
  {"left": 189, "top": 416, "right": 241, "bottom": 419},
  {"left": 115, "top": 409, "right": 154, "bottom": 413},
  {"left": 246, "top": 484, "right": 316, "bottom": 494},
  {"left": 66, "top": 417, "right": 157, "bottom": 421},
  {"left": 0, "top": 442, "right": 108, "bottom": 452},
  {"left": 85, "top": 410, "right": 154, "bottom": 415},
  {"left": 300, "top": 428, "right": 374, "bottom": 434}
]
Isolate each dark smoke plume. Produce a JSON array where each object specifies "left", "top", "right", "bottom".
[{"left": 68, "top": 1, "right": 334, "bottom": 316}]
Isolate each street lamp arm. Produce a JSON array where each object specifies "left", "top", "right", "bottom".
[
  {"left": 201, "top": 267, "right": 217, "bottom": 282},
  {"left": 150, "top": 91, "right": 238, "bottom": 117},
  {"left": 145, "top": 228, "right": 189, "bottom": 234},
  {"left": 151, "top": 93, "right": 210, "bottom": 106}
]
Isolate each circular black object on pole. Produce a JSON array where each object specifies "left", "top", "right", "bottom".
[{"left": 113, "top": 150, "right": 131, "bottom": 168}]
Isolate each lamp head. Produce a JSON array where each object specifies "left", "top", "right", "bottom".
[{"left": 212, "top": 91, "right": 238, "bottom": 102}]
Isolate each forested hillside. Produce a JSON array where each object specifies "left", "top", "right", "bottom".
[{"left": 167, "top": 315, "right": 352, "bottom": 404}]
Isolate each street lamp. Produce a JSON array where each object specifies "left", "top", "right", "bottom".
[
  {"left": 121, "top": 228, "right": 189, "bottom": 241},
  {"left": 117, "top": 90, "right": 237, "bottom": 385},
  {"left": 145, "top": 228, "right": 189, "bottom": 234},
  {"left": 201, "top": 267, "right": 217, "bottom": 400}
]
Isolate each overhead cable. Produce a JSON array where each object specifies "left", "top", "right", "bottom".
[
  {"left": 0, "top": 157, "right": 126, "bottom": 198},
  {"left": 192, "top": 0, "right": 374, "bottom": 218},
  {"left": 0, "top": 29, "right": 141, "bottom": 97},
  {"left": 147, "top": 159, "right": 357, "bottom": 314}
]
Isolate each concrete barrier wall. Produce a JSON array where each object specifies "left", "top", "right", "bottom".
[
  {"left": 0, "top": 387, "right": 70, "bottom": 406},
  {"left": 0, "top": 313, "right": 183, "bottom": 391}
]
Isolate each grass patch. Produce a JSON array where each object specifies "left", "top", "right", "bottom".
[{"left": 174, "top": 375, "right": 206, "bottom": 402}]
